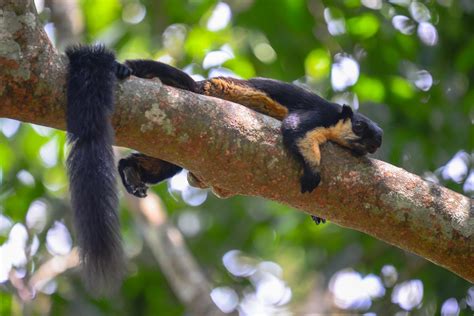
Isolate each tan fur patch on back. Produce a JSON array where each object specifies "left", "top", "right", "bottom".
[{"left": 202, "top": 78, "right": 288, "bottom": 120}]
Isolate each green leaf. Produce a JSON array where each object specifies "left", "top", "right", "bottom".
[
  {"left": 0, "top": 142, "right": 14, "bottom": 172},
  {"left": 347, "top": 13, "right": 379, "bottom": 38},
  {"left": 395, "top": 33, "right": 417, "bottom": 56},
  {"left": 118, "top": 37, "right": 151, "bottom": 59},
  {"left": 344, "top": 0, "right": 361, "bottom": 8},
  {"left": 390, "top": 76, "right": 414, "bottom": 99},
  {"left": 224, "top": 57, "right": 256, "bottom": 78},
  {"left": 455, "top": 38, "right": 474, "bottom": 71},
  {"left": 0, "top": 293, "right": 12, "bottom": 316},
  {"left": 305, "top": 49, "right": 331, "bottom": 80},
  {"left": 185, "top": 27, "right": 231, "bottom": 59},
  {"left": 353, "top": 75, "right": 385, "bottom": 102},
  {"left": 81, "top": 0, "right": 122, "bottom": 36}
]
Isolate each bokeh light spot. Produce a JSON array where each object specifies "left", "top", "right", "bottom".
[
  {"left": 26, "top": 200, "right": 48, "bottom": 233},
  {"left": 391, "top": 279, "right": 424, "bottom": 310},
  {"left": 122, "top": 3, "right": 146, "bottom": 24},
  {"left": 331, "top": 54, "right": 359, "bottom": 91},
  {"left": 305, "top": 49, "right": 331, "bottom": 79},
  {"left": 0, "top": 119, "right": 20, "bottom": 138},
  {"left": 46, "top": 221, "right": 72, "bottom": 256},
  {"left": 418, "top": 22, "right": 438, "bottom": 46},
  {"left": 253, "top": 43, "right": 277, "bottom": 64},
  {"left": 392, "top": 15, "right": 416, "bottom": 35},
  {"left": 409, "top": 1, "right": 431, "bottom": 23},
  {"left": 441, "top": 298, "right": 460, "bottom": 316},
  {"left": 211, "top": 286, "right": 239, "bottom": 313},
  {"left": 207, "top": 2, "right": 232, "bottom": 31}
]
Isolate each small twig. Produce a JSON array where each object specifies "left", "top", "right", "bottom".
[
  {"left": 29, "top": 248, "right": 80, "bottom": 292},
  {"left": 125, "top": 193, "right": 227, "bottom": 315}
]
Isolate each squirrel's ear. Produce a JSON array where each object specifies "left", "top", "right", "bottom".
[{"left": 341, "top": 105, "right": 353, "bottom": 119}]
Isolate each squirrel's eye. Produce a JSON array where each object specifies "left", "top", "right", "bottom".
[{"left": 353, "top": 121, "right": 367, "bottom": 134}]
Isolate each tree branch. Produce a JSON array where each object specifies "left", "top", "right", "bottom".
[{"left": 1, "top": 1, "right": 473, "bottom": 283}]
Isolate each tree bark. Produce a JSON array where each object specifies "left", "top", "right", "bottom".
[{"left": 1, "top": 1, "right": 473, "bottom": 283}]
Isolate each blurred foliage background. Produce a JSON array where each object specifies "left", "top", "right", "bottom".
[{"left": 1, "top": 0, "right": 473, "bottom": 315}]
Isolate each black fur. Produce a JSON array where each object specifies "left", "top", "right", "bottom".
[
  {"left": 249, "top": 78, "right": 340, "bottom": 117},
  {"left": 118, "top": 154, "right": 182, "bottom": 198},
  {"left": 65, "top": 45, "right": 127, "bottom": 294},
  {"left": 125, "top": 60, "right": 197, "bottom": 92},
  {"left": 348, "top": 111, "right": 383, "bottom": 156},
  {"left": 280, "top": 111, "right": 326, "bottom": 192},
  {"left": 311, "top": 215, "right": 326, "bottom": 225},
  {"left": 116, "top": 60, "right": 188, "bottom": 198},
  {"left": 120, "top": 59, "right": 383, "bottom": 225},
  {"left": 250, "top": 80, "right": 382, "bottom": 193}
]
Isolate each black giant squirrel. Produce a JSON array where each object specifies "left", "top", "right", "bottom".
[
  {"left": 117, "top": 59, "right": 383, "bottom": 223},
  {"left": 65, "top": 45, "right": 382, "bottom": 292}
]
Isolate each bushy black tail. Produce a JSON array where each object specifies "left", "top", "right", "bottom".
[{"left": 65, "top": 45, "right": 124, "bottom": 294}]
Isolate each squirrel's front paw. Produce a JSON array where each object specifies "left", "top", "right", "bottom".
[
  {"left": 118, "top": 159, "right": 148, "bottom": 198},
  {"left": 300, "top": 170, "right": 321, "bottom": 193},
  {"left": 121, "top": 172, "right": 148, "bottom": 198},
  {"left": 114, "top": 61, "right": 132, "bottom": 80},
  {"left": 127, "top": 182, "right": 148, "bottom": 198}
]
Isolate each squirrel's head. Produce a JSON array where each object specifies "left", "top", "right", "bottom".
[{"left": 340, "top": 105, "right": 383, "bottom": 156}]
